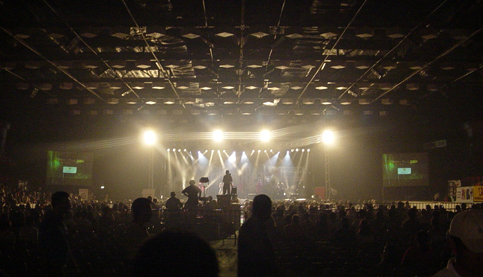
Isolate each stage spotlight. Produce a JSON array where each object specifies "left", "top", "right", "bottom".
[
  {"left": 307, "top": 149, "right": 311, "bottom": 152},
  {"left": 260, "top": 130, "right": 271, "bottom": 142},
  {"left": 258, "top": 150, "right": 261, "bottom": 153},
  {"left": 213, "top": 130, "right": 224, "bottom": 142},
  {"left": 142, "top": 129, "right": 157, "bottom": 145},
  {"left": 100, "top": 186, "right": 105, "bottom": 189},
  {"left": 296, "top": 148, "right": 299, "bottom": 152},
  {"left": 167, "top": 149, "right": 170, "bottom": 151},
  {"left": 172, "top": 148, "right": 176, "bottom": 151},
  {"left": 322, "top": 130, "right": 335, "bottom": 144},
  {"left": 302, "top": 149, "right": 305, "bottom": 152}
]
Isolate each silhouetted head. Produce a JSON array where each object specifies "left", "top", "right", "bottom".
[
  {"left": 132, "top": 231, "right": 219, "bottom": 277},
  {"left": 189, "top": 180, "right": 196, "bottom": 185},
  {"left": 252, "top": 194, "right": 272, "bottom": 221},
  {"left": 51, "top": 191, "right": 70, "bottom": 216},
  {"left": 226, "top": 170, "right": 230, "bottom": 174},
  {"left": 416, "top": 230, "right": 429, "bottom": 247},
  {"left": 132, "top": 198, "right": 152, "bottom": 223},
  {"left": 170, "top": 191, "right": 176, "bottom": 197}
]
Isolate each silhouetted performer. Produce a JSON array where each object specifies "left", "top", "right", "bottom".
[
  {"left": 132, "top": 231, "right": 219, "bottom": 277},
  {"left": 222, "top": 170, "right": 233, "bottom": 195},
  {"left": 182, "top": 180, "right": 201, "bottom": 210},
  {"left": 238, "top": 194, "right": 276, "bottom": 276},
  {"left": 39, "top": 191, "right": 77, "bottom": 275}
]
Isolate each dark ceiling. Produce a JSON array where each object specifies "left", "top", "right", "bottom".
[{"left": 1, "top": 0, "right": 482, "bottom": 144}]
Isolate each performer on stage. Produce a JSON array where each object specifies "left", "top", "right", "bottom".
[
  {"left": 222, "top": 170, "right": 233, "bottom": 195},
  {"left": 182, "top": 180, "right": 201, "bottom": 211}
]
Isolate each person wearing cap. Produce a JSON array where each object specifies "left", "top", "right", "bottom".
[
  {"left": 431, "top": 209, "right": 483, "bottom": 277},
  {"left": 182, "top": 180, "right": 201, "bottom": 211}
]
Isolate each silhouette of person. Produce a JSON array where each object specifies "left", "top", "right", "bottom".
[
  {"left": 432, "top": 209, "right": 483, "bottom": 277},
  {"left": 222, "top": 170, "right": 233, "bottom": 195},
  {"left": 165, "top": 191, "right": 182, "bottom": 210},
  {"left": 124, "top": 197, "right": 153, "bottom": 259},
  {"left": 182, "top": 180, "right": 201, "bottom": 211},
  {"left": 39, "top": 191, "right": 77, "bottom": 275},
  {"left": 238, "top": 194, "right": 276, "bottom": 276},
  {"left": 132, "top": 230, "right": 219, "bottom": 277}
]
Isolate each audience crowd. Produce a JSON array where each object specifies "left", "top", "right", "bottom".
[{"left": 1, "top": 183, "right": 482, "bottom": 276}]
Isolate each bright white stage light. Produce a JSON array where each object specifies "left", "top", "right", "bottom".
[
  {"left": 213, "top": 130, "right": 224, "bottom": 142},
  {"left": 260, "top": 130, "right": 271, "bottom": 142},
  {"left": 322, "top": 130, "right": 335, "bottom": 144},
  {"left": 142, "top": 129, "right": 157, "bottom": 145}
]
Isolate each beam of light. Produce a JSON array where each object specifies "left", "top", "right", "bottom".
[
  {"left": 217, "top": 150, "right": 226, "bottom": 169},
  {"left": 284, "top": 150, "right": 291, "bottom": 160},
  {"left": 254, "top": 149, "right": 261, "bottom": 169},
  {"left": 260, "top": 130, "right": 271, "bottom": 142},
  {"left": 241, "top": 151, "right": 248, "bottom": 163},
  {"left": 197, "top": 151, "right": 208, "bottom": 166},
  {"left": 228, "top": 151, "right": 236, "bottom": 163},
  {"left": 268, "top": 151, "right": 279, "bottom": 166},
  {"left": 179, "top": 149, "right": 189, "bottom": 164},
  {"left": 322, "top": 130, "right": 335, "bottom": 145},
  {"left": 213, "top": 130, "right": 224, "bottom": 142},
  {"left": 142, "top": 129, "right": 157, "bottom": 145}
]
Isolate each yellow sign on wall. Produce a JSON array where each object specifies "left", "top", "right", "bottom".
[{"left": 474, "top": 186, "right": 483, "bottom": 202}]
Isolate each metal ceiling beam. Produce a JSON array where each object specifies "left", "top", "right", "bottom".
[
  {"left": 337, "top": 0, "right": 450, "bottom": 102},
  {"left": 371, "top": 27, "right": 482, "bottom": 103},
  {"left": 0, "top": 26, "right": 106, "bottom": 103},
  {"left": 121, "top": 0, "right": 185, "bottom": 109},
  {"left": 41, "top": 0, "right": 142, "bottom": 101},
  {"left": 295, "top": 0, "right": 369, "bottom": 105}
]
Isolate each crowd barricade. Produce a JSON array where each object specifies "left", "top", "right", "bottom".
[
  {"left": 159, "top": 206, "right": 241, "bottom": 241},
  {"left": 376, "top": 201, "right": 462, "bottom": 211}
]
